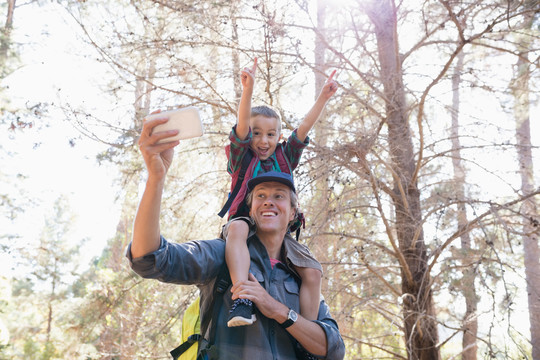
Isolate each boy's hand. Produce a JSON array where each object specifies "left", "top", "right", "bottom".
[
  {"left": 319, "top": 69, "right": 338, "bottom": 101},
  {"left": 296, "top": 69, "right": 338, "bottom": 142},
  {"left": 240, "top": 57, "right": 258, "bottom": 90}
]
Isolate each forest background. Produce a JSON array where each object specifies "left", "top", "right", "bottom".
[{"left": 1, "top": 0, "right": 539, "bottom": 359}]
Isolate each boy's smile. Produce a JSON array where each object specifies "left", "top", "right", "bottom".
[{"left": 250, "top": 115, "right": 282, "bottom": 160}]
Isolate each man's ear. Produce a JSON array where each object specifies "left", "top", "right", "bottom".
[{"left": 289, "top": 208, "right": 297, "bottom": 222}]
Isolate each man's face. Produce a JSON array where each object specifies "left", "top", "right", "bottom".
[
  {"left": 250, "top": 115, "right": 281, "bottom": 160},
  {"left": 249, "top": 181, "right": 295, "bottom": 234}
]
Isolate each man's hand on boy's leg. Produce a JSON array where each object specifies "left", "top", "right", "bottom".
[{"left": 241, "top": 57, "right": 258, "bottom": 90}]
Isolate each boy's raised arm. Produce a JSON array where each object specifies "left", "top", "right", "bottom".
[
  {"left": 236, "top": 57, "right": 258, "bottom": 140},
  {"left": 296, "top": 70, "right": 337, "bottom": 143}
]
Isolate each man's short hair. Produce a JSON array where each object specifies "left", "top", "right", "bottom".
[{"left": 251, "top": 105, "right": 282, "bottom": 133}]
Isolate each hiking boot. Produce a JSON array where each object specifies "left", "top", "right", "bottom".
[{"left": 227, "top": 298, "right": 256, "bottom": 327}]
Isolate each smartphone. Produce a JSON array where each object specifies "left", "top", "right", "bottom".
[{"left": 146, "top": 106, "right": 203, "bottom": 143}]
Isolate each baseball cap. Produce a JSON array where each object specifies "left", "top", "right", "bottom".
[{"left": 247, "top": 171, "right": 296, "bottom": 193}]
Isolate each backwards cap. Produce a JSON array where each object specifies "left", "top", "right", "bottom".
[{"left": 246, "top": 171, "right": 296, "bottom": 193}]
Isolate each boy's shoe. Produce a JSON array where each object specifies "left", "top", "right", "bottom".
[{"left": 227, "top": 298, "right": 256, "bottom": 327}]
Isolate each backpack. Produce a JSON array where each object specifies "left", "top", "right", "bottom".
[
  {"left": 218, "top": 146, "right": 305, "bottom": 240},
  {"left": 218, "top": 145, "right": 293, "bottom": 219},
  {"left": 170, "top": 267, "right": 231, "bottom": 360},
  {"left": 217, "top": 149, "right": 253, "bottom": 218},
  {"left": 170, "top": 297, "right": 200, "bottom": 360}
]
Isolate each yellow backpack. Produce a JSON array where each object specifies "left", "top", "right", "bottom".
[
  {"left": 170, "top": 268, "right": 230, "bottom": 360},
  {"left": 171, "top": 297, "right": 201, "bottom": 360}
]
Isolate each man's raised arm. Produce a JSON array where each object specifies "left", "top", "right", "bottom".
[{"left": 131, "top": 113, "right": 181, "bottom": 258}]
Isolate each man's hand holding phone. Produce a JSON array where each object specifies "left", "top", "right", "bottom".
[{"left": 145, "top": 106, "right": 203, "bottom": 144}]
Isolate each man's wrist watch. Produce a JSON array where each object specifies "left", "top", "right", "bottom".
[{"left": 280, "top": 308, "right": 298, "bottom": 328}]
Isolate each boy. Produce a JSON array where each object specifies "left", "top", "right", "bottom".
[{"left": 224, "top": 57, "right": 337, "bottom": 327}]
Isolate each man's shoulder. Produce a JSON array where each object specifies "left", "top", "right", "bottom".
[
  {"left": 170, "top": 238, "right": 226, "bottom": 266},
  {"left": 181, "top": 238, "right": 226, "bottom": 251}
]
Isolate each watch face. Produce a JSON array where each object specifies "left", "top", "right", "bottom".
[{"left": 289, "top": 309, "right": 298, "bottom": 322}]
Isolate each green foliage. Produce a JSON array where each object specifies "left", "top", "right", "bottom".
[
  {"left": 0, "top": 1, "right": 17, "bottom": 80},
  {"left": 22, "top": 339, "right": 39, "bottom": 359},
  {"left": 40, "top": 342, "right": 57, "bottom": 360},
  {"left": 3, "top": 0, "right": 539, "bottom": 358},
  {"left": 0, "top": 279, "right": 9, "bottom": 360}
]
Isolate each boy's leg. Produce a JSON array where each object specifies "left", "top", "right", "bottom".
[
  {"left": 281, "top": 233, "right": 323, "bottom": 321},
  {"left": 225, "top": 219, "right": 250, "bottom": 286},
  {"left": 295, "top": 266, "right": 322, "bottom": 321},
  {"left": 224, "top": 218, "right": 256, "bottom": 327}
]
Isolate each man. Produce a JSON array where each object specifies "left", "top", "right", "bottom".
[{"left": 127, "top": 116, "right": 345, "bottom": 359}]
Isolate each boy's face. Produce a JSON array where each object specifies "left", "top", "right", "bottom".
[{"left": 250, "top": 115, "right": 282, "bottom": 160}]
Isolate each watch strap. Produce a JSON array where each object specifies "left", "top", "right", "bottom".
[
  {"left": 280, "top": 309, "right": 296, "bottom": 328},
  {"left": 280, "top": 318, "right": 294, "bottom": 328}
]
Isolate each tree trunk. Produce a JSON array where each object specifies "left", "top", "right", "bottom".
[
  {"left": 510, "top": 10, "right": 540, "bottom": 359},
  {"left": 0, "top": 0, "right": 16, "bottom": 72},
  {"left": 451, "top": 50, "right": 478, "bottom": 360},
  {"left": 367, "top": 1, "right": 440, "bottom": 358},
  {"left": 311, "top": 0, "right": 332, "bottom": 283},
  {"left": 46, "top": 259, "right": 57, "bottom": 344},
  {"left": 231, "top": 0, "right": 241, "bottom": 103},
  {"left": 133, "top": 57, "right": 155, "bottom": 129}
]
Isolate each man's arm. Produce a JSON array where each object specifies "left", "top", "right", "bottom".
[
  {"left": 296, "top": 70, "right": 338, "bottom": 142},
  {"left": 270, "top": 297, "right": 329, "bottom": 356},
  {"left": 236, "top": 57, "right": 257, "bottom": 140},
  {"left": 127, "top": 237, "right": 226, "bottom": 285},
  {"left": 232, "top": 273, "right": 338, "bottom": 357},
  {"left": 131, "top": 112, "right": 180, "bottom": 258}
]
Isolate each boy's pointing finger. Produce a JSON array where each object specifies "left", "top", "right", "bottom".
[
  {"left": 252, "top": 57, "right": 258, "bottom": 73},
  {"left": 327, "top": 69, "right": 337, "bottom": 82}
]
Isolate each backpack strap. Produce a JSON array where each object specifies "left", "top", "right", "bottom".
[
  {"left": 170, "top": 334, "right": 201, "bottom": 360},
  {"left": 275, "top": 145, "right": 292, "bottom": 175},
  {"left": 218, "top": 150, "right": 253, "bottom": 218},
  {"left": 290, "top": 212, "right": 305, "bottom": 241},
  {"left": 200, "top": 267, "right": 230, "bottom": 338},
  {"left": 276, "top": 145, "right": 305, "bottom": 241},
  {"left": 197, "top": 265, "right": 231, "bottom": 360},
  {"left": 169, "top": 265, "right": 231, "bottom": 360}
]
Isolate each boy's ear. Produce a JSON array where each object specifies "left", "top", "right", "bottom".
[{"left": 279, "top": 133, "right": 283, "bottom": 141}]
